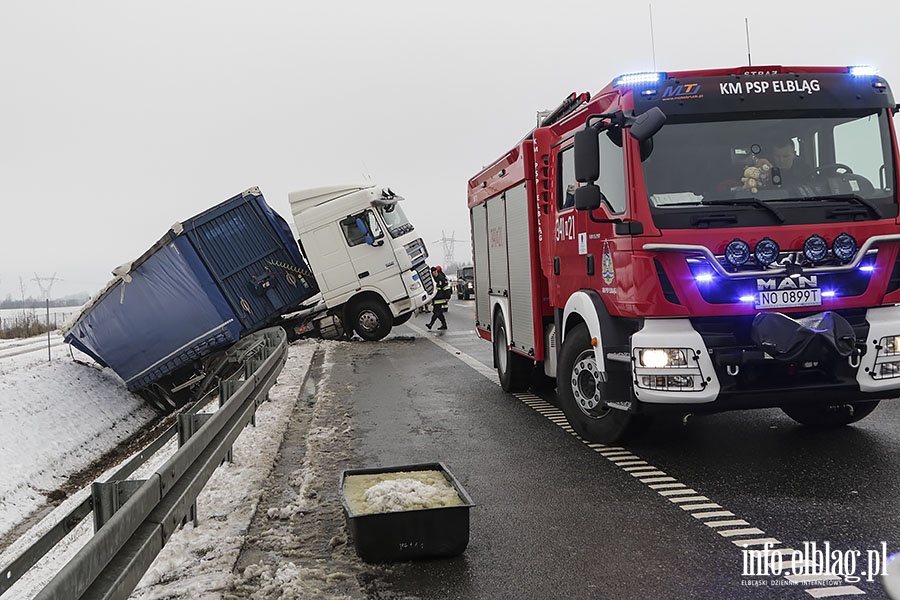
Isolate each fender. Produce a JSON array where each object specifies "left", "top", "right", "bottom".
[
  {"left": 489, "top": 294, "right": 515, "bottom": 367},
  {"left": 489, "top": 294, "right": 512, "bottom": 343},
  {"left": 562, "top": 290, "right": 629, "bottom": 374}
]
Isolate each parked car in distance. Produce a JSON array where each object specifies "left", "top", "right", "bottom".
[{"left": 456, "top": 266, "right": 474, "bottom": 300}]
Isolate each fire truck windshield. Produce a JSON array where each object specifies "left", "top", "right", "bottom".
[
  {"left": 377, "top": 202, "right": 415, "bottom": 238},
  {"left": 640, "top": 108, "right": 897, "bottom": 228}
]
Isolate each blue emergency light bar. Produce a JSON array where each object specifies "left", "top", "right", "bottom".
[
  {"left": 849, "top": 65, "right": 878, "bottom": 77},
  {"left": 614, "top": 72, "right": 666, "bottom": 87}
]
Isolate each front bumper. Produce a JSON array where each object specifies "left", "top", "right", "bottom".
[{"left": 628, "top": 306, "right": 900, "bottom": 411}]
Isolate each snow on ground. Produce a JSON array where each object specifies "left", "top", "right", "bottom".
[
  {"left": 0, "top": 332, "right": 157, "bottom": 541},
  {"left": 0, "top": 332, "right": 372, "bottom": 599}
]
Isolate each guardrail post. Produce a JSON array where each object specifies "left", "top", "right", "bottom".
[
  {"left": 220, "top": 379, "right": 246, "bottom": 427},
  {"left": 176, "top": 412, "right": 217, "bottom": 525},
  {"left": 245, "top": 359, "right": 270, "bottom": 406},
  {"left": 91, "top": 480, "right": 146, "bottom": 532}
]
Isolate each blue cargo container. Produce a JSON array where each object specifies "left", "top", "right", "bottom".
[{"left": 64, "top": 188, "right": 319, "bottom": 399}]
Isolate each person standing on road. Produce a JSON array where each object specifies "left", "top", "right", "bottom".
[{"left": 426, "top": 266, "right": 451, "bottom": 330}]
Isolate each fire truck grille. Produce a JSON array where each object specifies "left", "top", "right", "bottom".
[{"left": 686, "top": 258, "right": 874, "bottom": 304}]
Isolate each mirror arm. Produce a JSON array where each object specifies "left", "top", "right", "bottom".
[{"left": 588, "top": 212, "right": 622, "bottom": 224}]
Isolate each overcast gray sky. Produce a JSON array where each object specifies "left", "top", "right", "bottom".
[{"left": 2, "top": 0, "right": 898, "bottom": 300}]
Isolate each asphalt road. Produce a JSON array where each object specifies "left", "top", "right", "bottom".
[{"left": 326, "top": 301, "right": 900, "bottom": 599}]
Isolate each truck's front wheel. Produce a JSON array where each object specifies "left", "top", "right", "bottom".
[
  {"left": 558, "top": 324, "right": 644, "bottom": 444},
  {"left": 351, "top": 299, "right": 392, "bottom": 341},
  {"left": 781, "top": 401, "right": 879, "bottom": 427}
]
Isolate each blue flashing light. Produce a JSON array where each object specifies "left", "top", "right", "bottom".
[
  {"left": 739, "top": 294, "right": 756, "bottom": 303},
  {"left": 849, "top": 65, "right": 878, "bottom": 77},
  {"left": 822, "top": 290, "right": 836, "bottom": 298},
  {"left": 859, "top": 264, "right": 875, "bottom": 273},
  {"left": 695, "top": 273, "right": 714, "bottom": 283},
  {"left": 614, "top": 72, "right": 665, "bottom": 87}
]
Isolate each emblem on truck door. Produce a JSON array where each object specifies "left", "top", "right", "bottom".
[{"left": 602, "top": 241, "right": 615, "bottom": 284}]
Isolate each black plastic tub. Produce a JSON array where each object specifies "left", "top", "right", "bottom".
[{"left": 339, "top": 462, "right": 475, "bottom": 562}]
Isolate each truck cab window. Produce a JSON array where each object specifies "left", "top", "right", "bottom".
[
  {"left": 377, "top": 202, "right": 415, "bottom": 238},
  {"left": 341, "top": 212, "right": 370, "bottom": 247},
  {"left": 600, "top": 131, "right": 626, "bottom": 214},
  {"left": 559, "top": 134, "right": 626, "bottom": 213},
  {"left": 558, "top": 146, "right": 577, "bottom": 210}
]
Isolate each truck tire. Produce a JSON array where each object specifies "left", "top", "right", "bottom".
[
  {"left": 351, "top": 299, "right": 392, "bottom": 341},
  {"left": 557, "top": 323, "right": 645, "bottom": 444},
  {"left": 494, "top": 314, "right": 531, "bottom": 392},
  {"left": 781, "top": 401, "right": 879, "bottom": 427},
  {"left": 392, "top": 312, "right": 413, "bottom": 326}
]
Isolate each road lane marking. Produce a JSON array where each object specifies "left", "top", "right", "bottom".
[{"left": 414, "top": 327, "right": 870, "bottom": 598}]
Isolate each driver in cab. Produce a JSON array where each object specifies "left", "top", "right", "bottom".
[{"left": 768, "top": 138, "right": 814, "bottom": 187}]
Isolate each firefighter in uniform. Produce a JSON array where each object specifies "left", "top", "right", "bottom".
[{"left": 426, "top": 266, "right": 451, "bottom": 330}]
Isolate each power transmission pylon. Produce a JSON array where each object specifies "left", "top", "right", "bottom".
[
  {"left": 32, "top": 272, "right": 59, "bottom": 300},
  {"left": 433, "top": 231, "right": 466, "bottom": 267}
]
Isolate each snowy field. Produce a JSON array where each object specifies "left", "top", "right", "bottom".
[{"left": 0, "top": 333, "right": 370, "bottom": 599}]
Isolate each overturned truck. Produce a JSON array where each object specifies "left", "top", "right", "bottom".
[{"left": 64, "top": 184, "right": 434, "bottom": 410}]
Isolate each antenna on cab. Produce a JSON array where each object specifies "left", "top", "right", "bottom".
[
  {"left": 649, "top": 4, "right": 657, "bottom": 71},
  {"left": 745, "top": 18, "right": 752, "bottom": 66}
]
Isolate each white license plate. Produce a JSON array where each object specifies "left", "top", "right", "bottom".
[{"left": 755, "top": 288, "right": 822, "bottom": 309}]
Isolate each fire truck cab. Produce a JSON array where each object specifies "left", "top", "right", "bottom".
[{"left": 468, "top": 65, "right": 900, "bottom": 443}]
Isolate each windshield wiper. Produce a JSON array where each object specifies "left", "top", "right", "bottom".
[
  {"left": 699, "top": 198, "right": 785, "bottom": 223},
  {"left": 804, "top": 193, "right": 883, "bottom": 219}
]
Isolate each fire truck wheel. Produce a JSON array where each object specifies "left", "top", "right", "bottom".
[
  {"left": 351, "top": 299, "right": 392, "bottom": 341},
  {"left": 558, "top": 324, "right": 644, "bottom": 444},
  {"left": 494, "top": 315, "right": 531, "bottom": 392},
  {"left": 780, "top": 400, "right": 879, "bottom": 427}
]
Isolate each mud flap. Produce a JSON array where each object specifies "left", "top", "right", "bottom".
[{"left": 751, "top": 311, "right": 856, "bottom": 362}]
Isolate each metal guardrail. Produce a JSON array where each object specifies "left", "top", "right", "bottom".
[{"left": 0, "top": 326, "right": 288, "bottom": 600}]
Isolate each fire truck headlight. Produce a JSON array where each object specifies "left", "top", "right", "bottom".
[
  {"left": 754, "top": 237, "right": 780, "bottom": 266},
  {"left": 638, "top": 348, "right": 688, "bottom": 368},
  {"left": 725, "top": 239, "right": 751, "bottom": 267},
  {"left": 832, "top": 233, "right": 858, "bottom": 263},
  {"left": 879, "top": 336, "right": 900, "bottom": 356},
  {"left": 802, "top": 234, "right": 828, "bottom": 263}
]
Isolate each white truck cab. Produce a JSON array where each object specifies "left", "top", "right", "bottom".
[{"left": 289, "top": 183, "right": 434, "bottom": 340}]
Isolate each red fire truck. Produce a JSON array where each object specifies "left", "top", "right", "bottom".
[{"left": 467, "top": 65, "right": 900, "bottom": 443}]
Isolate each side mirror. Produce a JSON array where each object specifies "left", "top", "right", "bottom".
[
  {"left": 574, "top": 184, "right": 602, "bottom": 212},
  {"left": 355, "top": 217, "right": 375, "bottom": 245},
  {"left": 629, "top": 107, "right": 666, "bottom": 142},
  {"left": 574, "top": 128, "right": 600, "bottom": 183}
]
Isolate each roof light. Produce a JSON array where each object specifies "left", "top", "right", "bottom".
[
  {"left": 849, "top": 65, "right": 878, "bottom": 77},
  {"left": 614, "top": 72, "right": 665, "bottom": 87}
]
